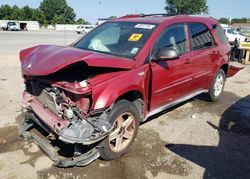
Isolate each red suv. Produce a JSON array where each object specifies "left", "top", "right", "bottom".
[{"left": 19, "top": 14, "right": 241, "bottom": 167}]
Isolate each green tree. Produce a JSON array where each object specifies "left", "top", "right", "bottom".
[
  {"left": 0, "top": 4, "right": 12, "bottom": 19},
  {"left": 52, "top": 15, "right": 64, "bottom": 24},
  {"left": 231, "top": 18, "right": 248, "bottom": 23},
  {"left": 165, "top": 0, "right": 208, "bottom": 15},
  {"left": 39, "top": 0, "right": 76, "bottom": 24},
  {"left": 76, "top": 18, "right": 90, "bottom": 24},
  {"left": 11, "top": 5, "right": 21, "bottom": 20},
  {"left": 22, "top": 6, "right": 33, "bottom": 20},
  {"left": 218, "top": 18, "right": 229, "bottom": 24},
  {"left": 32, "top": 9, "right": 46, "bottom": 24}
]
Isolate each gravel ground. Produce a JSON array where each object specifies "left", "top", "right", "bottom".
[{"left": 0, "top": 30, "right": 250, "bottom": 179}]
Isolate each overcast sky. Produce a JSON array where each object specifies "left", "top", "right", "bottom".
[{"left": 0, "top": 0, "right": 249, "bottom": 24}]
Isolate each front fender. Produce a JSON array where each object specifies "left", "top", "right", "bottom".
[{"left": 90, "top": 65, "right": 150, "bottom": 110}]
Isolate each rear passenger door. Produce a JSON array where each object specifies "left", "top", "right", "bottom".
[{"left": 187, "top": 22, "right": 219, "bottom": 91}]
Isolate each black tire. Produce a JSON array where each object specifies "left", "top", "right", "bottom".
[
  {"left": 99, "top": 100, "right": 140, "bottom": 160},
  {"left": 207, "top": 69, "right": 226, "bottom": 102}
]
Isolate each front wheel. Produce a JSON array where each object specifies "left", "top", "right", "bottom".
[
  {"left": 99, "top": 100, "right": 140, "bottom": 160},
  {"left": 207, "top": 69, "right": 226, "bottom": 101}
]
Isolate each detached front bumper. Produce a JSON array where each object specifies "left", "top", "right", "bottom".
[
  {"left": 21, "top": 91, "right": 112, "bottom": 145},
  {"left": 19, "top": 114, "right": 100, "bottom": 167},
  {"left": 22, "top": 91, "right": 112, "bottom": 153}
]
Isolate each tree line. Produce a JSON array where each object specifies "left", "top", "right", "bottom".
[
  {"left": 0, "top": 0, "right": 249, "bottom": 26},
  {"left": 0, "top": 0, "right": 90, "bottom": 25},
  {"left": 165, "top": 0, "right": 249, "bottom": 24},
  {"left": 165, "top": 0, "right": 208, "bottom": 15},
  {"left": 218, "top": 18, "right": 250, "bottom": 24}
]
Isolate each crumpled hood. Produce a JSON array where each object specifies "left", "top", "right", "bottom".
[{"left": 20, "top": 45, "right": 135, "bottom": 76}]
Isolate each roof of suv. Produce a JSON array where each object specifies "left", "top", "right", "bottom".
[{"left": 113, "top": 14, "right": 217, "bottom": 24}]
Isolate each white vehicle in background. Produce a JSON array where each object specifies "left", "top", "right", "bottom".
[
  {"left": 7, "top": 22, "right": 20, "bottom": 31},
  {"left": 0, "top": 22, "right": 7, "bottom": 30},
  {"left": 223, "top": 27, "right": 246, "bottom": 44},
  {"left": 0, "top": 21, "right": 20, "bottom": 31},
  {"left": 76, "top": 25, "right": 94, "bottom": 34}
]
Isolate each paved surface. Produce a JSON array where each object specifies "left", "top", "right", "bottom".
[{"left": 0, "top": 30, "right": 250, "bottom": 179}]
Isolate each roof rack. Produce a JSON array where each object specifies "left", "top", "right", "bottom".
[
  {"left": 117, "top": 14, "right": 143, "bottom": 19},
  {"left": 189, "top": 14, "right": 212, "bottom": 18},
  {"left": 118, "top": 13, "right": 173, "bottom": 19},
  {"left": 141, "top": 13, "right": 171, "bottom": 17}
]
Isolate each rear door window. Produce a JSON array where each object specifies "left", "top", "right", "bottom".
[{"left": 189, "top": 23, "right": 214, "bottom": 50}]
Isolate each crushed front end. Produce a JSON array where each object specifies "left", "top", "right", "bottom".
[{"left": 20, "top": 69, "right": 113, "bottom": 167}]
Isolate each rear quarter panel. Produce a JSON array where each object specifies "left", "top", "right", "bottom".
[{"left": 192, "top": 20, "right": 231, "bottom": 89}]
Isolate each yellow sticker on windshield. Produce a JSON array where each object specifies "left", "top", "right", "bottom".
[{"left": 128, "top": 34, "right": 143, "bottom": 42}]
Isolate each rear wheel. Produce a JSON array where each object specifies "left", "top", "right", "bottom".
[
  {"left": 99, "top": 100, "right": 140, "bottom": 160},
  {"left": 207, "top": 69, "right": 226, "bottom": 101}
]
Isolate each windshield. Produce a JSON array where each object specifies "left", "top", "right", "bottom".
[
  {"left": 8, "top": 22, "right": 16, "bottom": 25},
  {"left": 227, "top": 29, "right": 237, "bottom": 35},
  {"left": 74, "top": 22, "right": 157, "bottom": 58}
]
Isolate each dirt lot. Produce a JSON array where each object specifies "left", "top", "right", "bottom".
[{"left": 0, "top": 30, "right": 250, "bottom": 179}]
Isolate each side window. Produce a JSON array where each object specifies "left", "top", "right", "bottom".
[
  {"left": 214, "top": 24, "right": 228, "bottom": 44},
  {"left": 155, "top": 24, "right": 188, "bottom": 55},
  {"left": 189, "top": 23, "right": 214, "bottom": 50}
]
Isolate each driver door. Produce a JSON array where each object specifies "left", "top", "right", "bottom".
[{"left": 150, "top": 24, "right": 194, "bottom": 110}]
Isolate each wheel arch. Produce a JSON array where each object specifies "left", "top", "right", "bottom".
[
  {"left": 114, "top": 90, "right": 145, "bottom": 121},
  {"left": 220, "top": 63, "right": 229, "bottom": 76}
]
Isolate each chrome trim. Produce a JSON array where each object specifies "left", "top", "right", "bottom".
[
  {"left": 137, "top": 72, "right": 145, "bottom": 76},
  {"left": 194, "top": 71, "right": 211, "bottom": 79},
  {"left": 154, "top": 78, "right": 193, "bottom": 93},
  {"left": 144, "top": 89, "right": 207, "bottom": 121}
]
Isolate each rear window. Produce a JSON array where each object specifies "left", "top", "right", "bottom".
[
  {"left": 214, "top": 25, "right": 229, "bottom": 44},
  {"left": 189, "top": 23, "right": 214, "bottom": 50}
]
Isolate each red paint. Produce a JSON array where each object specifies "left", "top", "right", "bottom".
[
  {"left": 20, "top": 15, "right": 242, "bottom": 129},
  {"left": 20, "top": 45, "right": 135, "bottom": 76},
  {"left": 227, "top": 65, "right": 244, "bottom": 77}
]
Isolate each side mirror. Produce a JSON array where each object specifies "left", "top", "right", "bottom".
[{"left": 155, "top": 48, "right": 179, "bottom": 61}]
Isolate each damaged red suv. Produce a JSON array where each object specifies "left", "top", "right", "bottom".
[{"left": 19, "top": 14, "right": 241, "bottom": 167}]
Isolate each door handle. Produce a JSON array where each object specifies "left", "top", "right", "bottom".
[
  {"left": 212, "top": 50, "right": 222, "bottom": 57},
  {"left": 184, "top": 58, "right": 192, "bottom": 64},
  {"left": 212, "top": 50, "right": 216, "bottom": 54},
  {"left": 212, "top": 50, "right": 219, "bottom": 55}
]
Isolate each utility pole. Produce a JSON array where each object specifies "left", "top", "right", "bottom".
[{"left": 98, "top": 0, "right": 102, "bottom": 24}]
